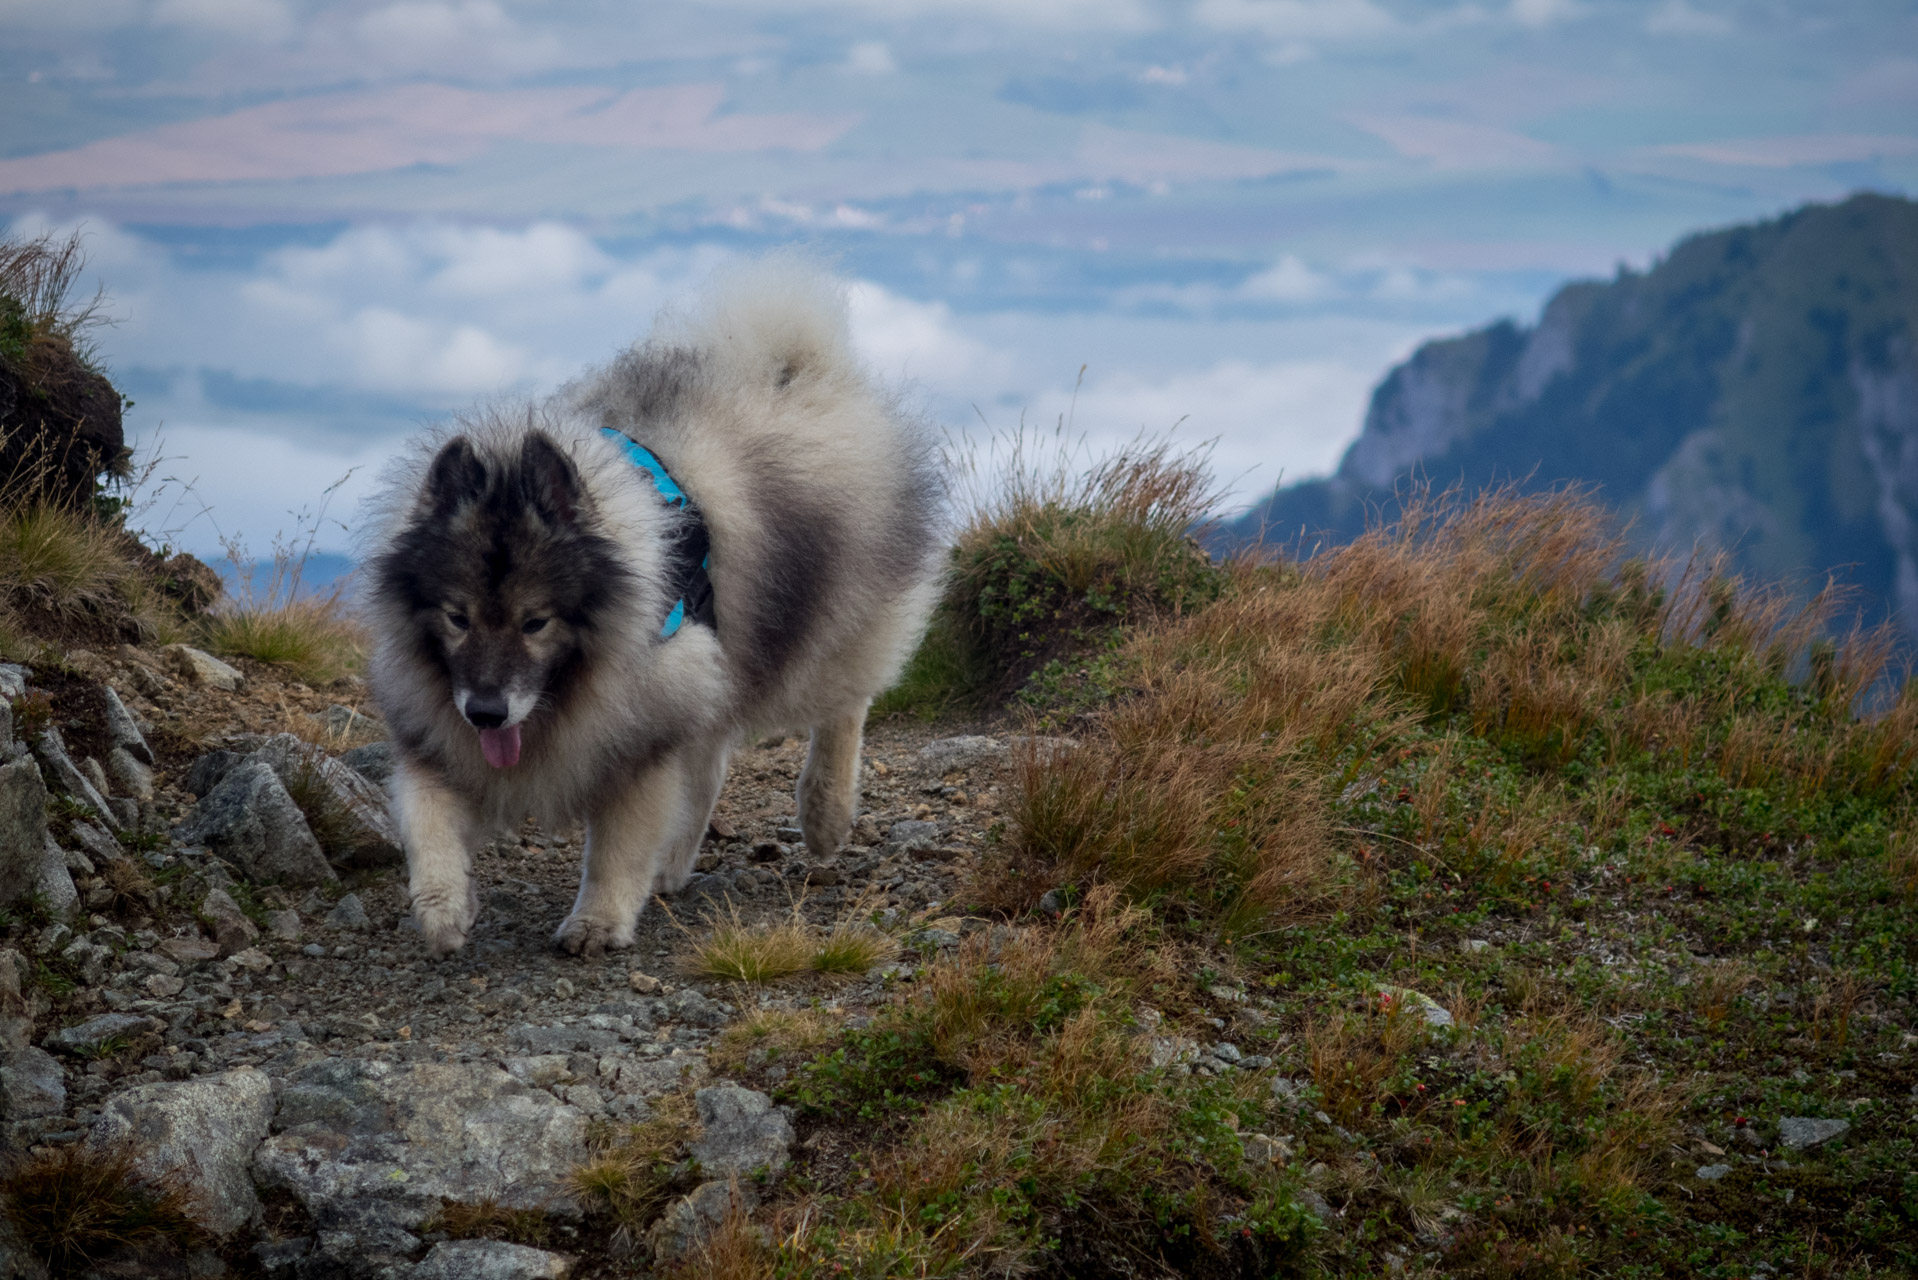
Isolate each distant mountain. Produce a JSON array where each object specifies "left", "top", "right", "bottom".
[{"left": 1226, "top": 192, "right": 1918, "bottom": 632}]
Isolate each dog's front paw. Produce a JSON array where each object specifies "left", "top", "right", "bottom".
[
  {"left": 554, "top": 911, "right": 635, "bottom": 959},
  {"left": 412, "top": 881, "right": 478, "bottom": 957}
]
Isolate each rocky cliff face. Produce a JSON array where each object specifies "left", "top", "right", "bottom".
[{"left": 1230, "top": 192, "right": 1918, "bottom": 634}]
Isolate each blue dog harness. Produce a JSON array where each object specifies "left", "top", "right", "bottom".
[{"left": 601, "top": 427, "right": 715, "bottom": 638}]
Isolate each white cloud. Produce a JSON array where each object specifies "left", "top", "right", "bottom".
[
  {"left": 1648, "top": 133, "right": 1918, "bottom": 168},
  {"left": 847, "top": 282, "right": 1013, "bottom": 388},
  {"left": 352, "top": 0, "right": 566, "bottom": 75},
  {"left": 1193, "top": 0, "right": 1399, "bottom": 40},
  {"left": 151, "top": 0, "right": 294, "bottom": 42},
  {"left": 0, "top": 0, "right": 141, "bottom": 32},
  {"left": 1350, "top": 113, "right": 1559, "bottom": 169},
  {"left": 1509, "top": 0, "right": 1583, "bottom": 28},
  {"left": 1240, "top": 255, "right": 1335, "bottom": 303},
  {"left": 1645, "top": 0, "right": 1732, "bottom": 35},
  {"left": 1028, "top": 359, "right": 1383, "bottom": 494},
  {"left": 845, "top": 40, "right": 896, "bottom": 74},
  {"left": 713, "top": 0, "right": 1153, "bottom": 29}
]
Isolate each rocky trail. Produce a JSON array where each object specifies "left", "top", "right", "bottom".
[{"left": 0, "top": 640, "right": 1034, "bottom": 1279}]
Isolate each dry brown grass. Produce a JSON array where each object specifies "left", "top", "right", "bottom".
[
  {"left": 684, "top": 899, "right": 896, "bottom": 985},
  {"left": 709, "top": 1007, "right": 842, "bottom": 1075},
  {"left": 1691, "top": 959, "right": 1757, "bottom": 1029},
  {"left": 665, "top": 1190, "right": 773, "bottom": 1279},
  {"left": 568, "top": 1093, "right": 696, "bottom": 1248},
  {"left": 0, "top": 1143, "right": 205, "bottom": 1273}
]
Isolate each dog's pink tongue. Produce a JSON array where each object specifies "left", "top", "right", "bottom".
[{"left": 479, "top": 725, "right": 521, "bottom": 769}]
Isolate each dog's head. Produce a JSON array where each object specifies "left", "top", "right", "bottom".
[{"left": 379, "top": 430, "right": 626, "bottom": 768}]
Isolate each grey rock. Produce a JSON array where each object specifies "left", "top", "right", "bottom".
[
  {"left": 917, "top": 735, "right": 1006, "bottom": 776},
  {"left": 0, "top": 1047, "right": 65, "bottom": 1119},
  {"left": 340, "top": 741, "right": 394, "bottom": 786},
  {"left": 201, "top": 887, "right": 261, "bottom": 953},
  {"left": 249, "top": 734, "right": 401, "bottom": 867},
  {"left": 99, "top": 685, "right": 153, "bottom": 764},
  {"left": 70, "top": 820, "right": 121, "bottom": 864},
  {"left": 1270, "top": 1076, "right": 1311, "bottom": 1102},
  {"left": 1148, "top": 1035, "right": 1201, "bottom": 1069},
  {"left": 162, "top": 644, "right": 245, "bottom": 691},
  {"left": 32, "top": 727, "right": 120, "bottom": 830},
  {"left": 884, "top": 820, "right": 943, "bottom": 853},
  {"left": 601, "top": 1049, "right": 709, "bottom": 1098},
  {"left": 0, "top": 663, "right": 25, "bottom": 699},
  {"left": 88, "top": 1067, "right": 275, "bottom": 1236},
  {"left": 413, "top": 1239, "right": 575, "bottom": 1280},
  {"left": 508, "top": 1024, "right": 621, "bottom": 1055},
  {"left": 1696, "top": 1163, "right": 1732, "bottom": 1181},
  {"left": 667, "top": 987, "right": 729, "bottom": 1028},
  {"left": 0, "top": 757, "right": 48, "bottom": 906},
  {"left": 689, "top": 1084, "right": 793, "bottom": 1179},
  {"left": 253, "top": 1059, "right": 589, "bottom": 1247},
  {"left": 34, "top": 835, "right": 78, "bottom": 918},
  {"left": 266, "top": 909, "right": 302, "bottom": 941},
  {"left": 1375, "top": 985, "right": 1454, "bottom": 1029},
  {"left": 325, "top": 893, "right": 371, "bottom": 932},
  {"left": 1778, "top": 1116, "right": 1850, "bottom": 1150},
  {"left": 176, "top": 759, "right": 335, "bottom": 887},
  {"left": 60, "top": 936, "right": 110, "bottom": 985},
  {"left": 106, "top": 747, "right": 154, "bottom": 801},
  {"left": 184, "top": 750, "right": 243, "bottom": 798},
  {"left": 46, "top": 1012, "right": 157, "bottom": 1055},
  {"left": 649, "top": 1180, "right": 756, "bottom": 1266}
]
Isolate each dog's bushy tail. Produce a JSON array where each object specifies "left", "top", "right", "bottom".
[{"left": 668, "top": 252, "right": 858, "bottom": 393}]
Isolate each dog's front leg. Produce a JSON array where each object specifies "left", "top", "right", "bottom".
[
  {"left": 557, "top": 759, "right": 682, "bottom": 959},
  {"left": 394, "top": 762, "right": 481, "bottom": 957},
  {"left": 798, "top": 702, "right": 867, "bottom": 855}
]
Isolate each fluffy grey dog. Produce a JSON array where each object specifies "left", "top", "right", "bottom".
[{"left": 361, "top": 261, "right": 944, "bottom": 957}]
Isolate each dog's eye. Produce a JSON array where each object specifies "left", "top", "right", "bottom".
[
  {"left": 522, "top": 617, "right": 549, "bottom": 635},
  {"left": 446, "top": 611, "right": 470, "bottom": 631}
]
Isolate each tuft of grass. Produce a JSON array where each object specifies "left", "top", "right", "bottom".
[
  {"left": 421, "top": 1198, "right": 555, "bottom": 1247},
  {"left": 685, "top": 900, "right": 896, "bottom": 985},
  {"left": 0, "top": 502, "right": 130, "bottom": 621},
  {"left": 0, "top": 1143, "right": 205, "bottom": 1274},
  {"left": 568, "top": 1095, "right": 695, "bottom": 1248},
  {"left": 198, "top": 596, "right": 361, "bottom": 686},
  {"left": 877, "top": 424, "right": 1227, "bottom": 717},
  {"left": 710, "top": 1007, "right": 843, "bottom": 1076},
  {"left": 665, "top": 1191, "right": 771, "bottom": 1280}
]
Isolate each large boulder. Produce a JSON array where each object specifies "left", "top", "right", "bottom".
[
  {"left": 249, "top": 734, "right": 401, "bottom": 867},
  {"left": 175, "top": 759, "right": 335, "bottom": 886},
  {"left": 253, "top": 1058, "right": 590, "bottom": 1270},
  {"left": 87, "top": 1067, "right": 276, "bottom": 1237},
  {"left": 0, "top": 1046, "right": 64, "bottom": 1119},
  {"left": 413, "top": 1240, "right": 575, "bottom": 1279}
]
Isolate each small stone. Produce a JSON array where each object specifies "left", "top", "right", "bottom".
[
  {"left": 157, "top": 935, "right": 221, "bottom": 967},
  {"left": 1696, "top": 1163, "right": 1732, "bottom": 1181},
  {"left": 648, "top": 1180, "right": 756, "bottom": 1265},
  {"left": 106, "top": 746, "right": 154, "bottom": 800},
  {"left": 340, "top": 740, "right": 395, "bottom": 785},
  {"left": 146, "top": 973, "right": 186, "bottom": 998},
  {"left": 1374, "top": 985, "right": 1454, "bottom": 1029},
  {"left": 313, "top": 704, "right": 383, "bottom": 740},
  {"left": 884, "top": 820, "right": 943, "bottom": 853},
  {"left": 628, "top": 971, "right": 661, "bottom": 994},
  {"left": 1270, "top": 1077, "right": 1310, "bottom": 1102},
  {"left": 688, "top": 1084, "right": 794, "bottom": 1178},
  {"left": 46, "top": 1011, "right": 157, "bottom": 1055},
  {"left": 916, "top": 735, "right": 1006, "bottom": 776},
  {"left": 229, "top": 947, "right": 273, "bottom": 973},
  {"left": 161, "top": 644, "right": 245, "bottom": 691},
  {"left": 266, "top": 909, "right": 301, "bottom": 940},
  {"left": 0, "top": 1046, "right": 66, "bottom": 1118},
  {"left": 99, "top": 685, "right": 154, "bottom": 764},
  {"left": 553, "top": 978, "right": 576, "bottom": 1000},
  {"left": 413, "top": 1239, "right": 576, "bottom": 1280},
  {"left": 0, "top": 663, "right": 25, "bottom": 699},
  {"left": 33, "top": 727, "right": 121, "bottom": 830},
  {"left": 1463, "top": 939, "right": 1491, "bottom": 953},
  {"left": 201, "top": 888, "right": 261, "bottom": 954},
  {"left": 1778, "top": 1116, "right": 1849, "bottom": 1150},
  {"left": 1242, "top": 1132, "right": 1290, "bottom": 1166},
  {"left": 706, "top": 814, "right": 736, "bottom": 840},
  {"left": 325, "top": 893, "right": 371, "bottom": 932},
  {"left": 184, "top": 750, "right": 243, "bottom": 798},
  {"left": 1211, "top": 1042, "right": 1244, "bottom": 1065}
]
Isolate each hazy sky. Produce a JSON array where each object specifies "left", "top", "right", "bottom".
[{"left": 3, "top": 0, "right": 1913, "bottom": 557}]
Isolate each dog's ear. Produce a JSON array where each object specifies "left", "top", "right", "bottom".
[
  {"left": 425, "top": 436, "right": 485, "bottom": 516},
  {"left": 520, "top": 432, "right": 583, "bottom": 527}
]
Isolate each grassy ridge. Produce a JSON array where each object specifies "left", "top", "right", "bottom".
[{"left": 772, "top": 466, "right": 1918, "bottom": 1278}]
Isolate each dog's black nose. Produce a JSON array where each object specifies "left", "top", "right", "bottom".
[{"left": 463, "top": 693, "right": 509, "bottom": 729}]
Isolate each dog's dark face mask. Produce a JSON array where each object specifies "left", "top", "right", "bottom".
[{"left": 379, "top": 430, "right": 627, "bottom": 768}]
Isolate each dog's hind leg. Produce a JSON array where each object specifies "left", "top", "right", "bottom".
[
  {"left": 657, "top": 740, "right": 731, "bottom": 897},
  {"left": 557, "top": 759, "right": 682, "bottom": 958},
  {"left": 395, "top": 763, "right": 482, "bottom": 958},
  {"left": 798, "top": 702, "right": 866, "bottom": 856}
]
